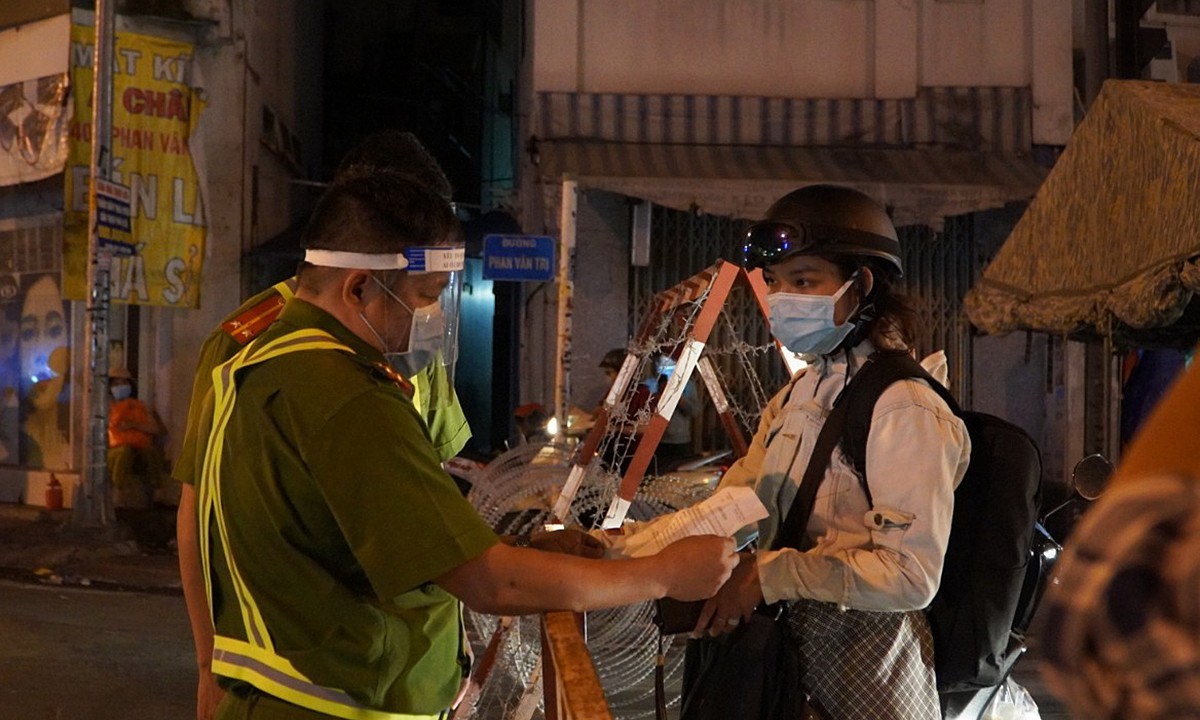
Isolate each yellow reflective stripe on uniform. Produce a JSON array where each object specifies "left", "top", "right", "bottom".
[
  {"left": 200, "top": 331, "right": 350, "bottom": 649},
  {"left": 207, "top": 330, "right": 351, "bottom": 649},
  {"left": 197, "top": 328, "right": 441, "bottom": 718},
  {"left": 205, "top": 361, "right": 265, "bottom": 647},
  {"left": 201, "top": 361, "right": 250, "bottom": 632},
  {"left": 198, "top": 362, "right": 237, "bottom": 620},
  {"left": 273, "top": 278, "right": 298, "bottom": 302},
  {"left": 212, "top": 636, "right": 439, "bottom": 720}
]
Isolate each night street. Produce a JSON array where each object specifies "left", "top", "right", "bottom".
[
  {"left": 0, "top": 580, "right": 192, "bottom": 719},
  {"left": 0, "top": 573, "right": 1070, "bottom": 720},
  {"left": 1, "top": 1, "right": 1197, "bottom": 718}
]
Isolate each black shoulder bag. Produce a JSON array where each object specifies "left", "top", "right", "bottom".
[{"left": 658, "top": 390, "right": 855, "bottom": 720}]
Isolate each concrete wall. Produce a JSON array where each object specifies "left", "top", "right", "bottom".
[
  {"left": 520, "top": 0, "right": 1079, "bottom": 414},
  {"left": 0, "top": 14, "right": 70, "bottom": 85},
  {"left": 570, "top": 191, "right": 633, "bottom": 413},
  {"left": 971, "top": 332, "right": 1059, "bottom": 482},
  {"left": 520, "top": 187, "right": 631, "bottom": 420},
  {"left": 150, "top": 7, "right": 244, "bottom": 465},
  {"left": 155, "top": 0, "right": 323, "bottom": 465},
  {"left": 530, "top": 0, "right": 1073, "bottom": 143}
]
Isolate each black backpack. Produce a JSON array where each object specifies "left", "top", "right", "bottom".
[{"left": 816, "top": 352, "right": 1043, "bottom": 693}]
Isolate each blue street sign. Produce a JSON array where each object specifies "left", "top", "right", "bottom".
[{"left": 483, "top": 234, "right": 556, "bottom": 281}]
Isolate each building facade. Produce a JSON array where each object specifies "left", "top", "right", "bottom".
[
  {"left": 0, "top": 0, "right": 321, "bottom": 505},
  {"left": 512, "top": 0, "right": 1200, "bottom": 483}
]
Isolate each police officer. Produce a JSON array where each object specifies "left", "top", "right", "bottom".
[
  {"left": 175, "top": 132, "right": 473, "bottom": 720},
  {"left": 198, "top": 171, "right": 737, "bottom": 720}
]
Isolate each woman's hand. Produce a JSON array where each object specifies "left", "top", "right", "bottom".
[{"left": 693, "top": 551, "right": 762, "bottom": 637}]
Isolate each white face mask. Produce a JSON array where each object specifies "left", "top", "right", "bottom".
[
  {"left": 359, "top": 276, "right": 445, "bottom": 377},
  {"left": 766, "top": 277, "right": 858, "bottom": 357},
  {"left": 389, "top": 302, "right": 444, "bottom": 377}
]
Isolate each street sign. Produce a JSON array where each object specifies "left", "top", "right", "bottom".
[
  {"left": 95, "top": 178, "right": 134, "bottom": 257},
  {"left": 483, "top": 234, "right": 556, "bottom": 282}
]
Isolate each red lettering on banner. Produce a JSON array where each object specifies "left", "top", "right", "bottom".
[
  {"left": 69, "top": 121, "right": 92, "bottom": 142},
  {"left": 121, "top": 87, "right": 190, "bottom": 121}
]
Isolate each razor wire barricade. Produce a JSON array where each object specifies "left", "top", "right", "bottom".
[{"left": 456, "top": 260, "right": 794, "bottom": 720}]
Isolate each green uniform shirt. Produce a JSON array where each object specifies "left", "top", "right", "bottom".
[
  {"left": 206, "top": 299, "right": 498, "bottom": 714},
  {"left": 174, "top": 281, "right": 471, "bottom": 488}
]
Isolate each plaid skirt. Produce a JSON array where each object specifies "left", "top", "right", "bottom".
[{"left": 786, "top": 599, "right": 940, "bottom": 720}]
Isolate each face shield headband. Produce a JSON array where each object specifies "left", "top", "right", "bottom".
[
  {"left": 304, "top": 246, "right": 465, "bottom": 380},
  {"left": 742, "top": 220, "right": 902, "bottom": 276}
]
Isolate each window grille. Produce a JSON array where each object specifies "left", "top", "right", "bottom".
[
  {"left": 898, "top": 216, "right": 980, "bottom": 404},
  {"left": 631, "top": 208, "right": 778, "bottom": 451}
]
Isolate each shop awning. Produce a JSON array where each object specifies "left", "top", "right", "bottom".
[
  {"left": 534, "top": 139, "right": 1048, "bottom": 228},
  {"left": 964, "top": 80, "right": 1200, "bottom": 346}
]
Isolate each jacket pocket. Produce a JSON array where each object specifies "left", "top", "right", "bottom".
[{"left": 863, "top": 507, "right": 915, "bottom": 552}]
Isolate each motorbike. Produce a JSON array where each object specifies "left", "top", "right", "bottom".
[
  {"left": 941, "top": 453, "right": 1114, "bottom": 720},
  {"left": 651, "top": 449, "right": 731, "bottom": 487}
]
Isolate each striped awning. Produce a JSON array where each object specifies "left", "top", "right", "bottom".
[
  {"left": 535, "top": 140, "right": 1048, "bottom": 228},
  {"left": 964, "top": 80, "right": 1200, "bottom": 344}
]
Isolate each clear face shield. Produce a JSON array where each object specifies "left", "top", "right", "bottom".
[
  {"left": 303, "top": 245, "right": 465, "bottom": 381},
  {"left": 409, "top": 246, "right": 464, "bottom": 385}
]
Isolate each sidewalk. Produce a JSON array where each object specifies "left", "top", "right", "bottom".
[{"left": 0, "top": 502, "right": 182, "bottom": 594}]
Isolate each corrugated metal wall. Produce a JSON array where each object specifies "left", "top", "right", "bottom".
[{"left": 538, "top": 88, "right": 1033, "bottom": 153}]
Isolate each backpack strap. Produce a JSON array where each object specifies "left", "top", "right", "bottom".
[
  {"left": 772, "top": 388, "right": 854, "bottom": 552},
  {"left": 839, "top": 352, "right": 961, "bottom": 506},
  {"left": 772, "top": 352, "right": 961, "bottom": 550}
]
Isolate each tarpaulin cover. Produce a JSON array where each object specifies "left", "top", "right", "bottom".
[{"left": 965, "top": 80, "right": 1200, "bottom": 340}]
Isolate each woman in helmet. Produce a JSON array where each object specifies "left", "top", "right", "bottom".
[{"left": 695, "top": 185, "right": 971, "bottom": 718}]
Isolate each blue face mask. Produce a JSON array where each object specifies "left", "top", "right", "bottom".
[
  {"left": 111, "top": 384, "right": 132, "bottom": 401},
  {"left": 766, "top": 277, "right": 858, "bottom": 357}
]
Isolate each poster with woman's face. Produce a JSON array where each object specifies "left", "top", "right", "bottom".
[
  {"left": 0, "top": 215, "right": 69, "bottom": 469},
  {"left": 17, "top": 273, "right": 70, "bottom": 469}
]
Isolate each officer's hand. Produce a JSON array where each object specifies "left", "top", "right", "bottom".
[
  {"left": 196, "top": 667, "right": 225, "bottom": 720},
  {"left": 527, "top": 528, "right": 606, "bottom": 558},
  {"left": 656, "top": 535, "right": 738, "bottom": 601}
]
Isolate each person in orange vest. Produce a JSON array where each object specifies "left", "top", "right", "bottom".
[{"left": 108, "top": 365, "right": 166, "bottom": 508}]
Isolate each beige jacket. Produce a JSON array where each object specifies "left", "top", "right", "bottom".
[{"left": 720, "top": 343, "right": 971, "bottom": 612}]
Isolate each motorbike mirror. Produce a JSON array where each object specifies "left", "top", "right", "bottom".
[{"left": 1070, "top": 453, "right": 1113, "bottom": 501}]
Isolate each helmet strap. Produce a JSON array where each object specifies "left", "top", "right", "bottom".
[
  {"left": 839, "top": 299, "right": 875, "bottom": 351},
  {"left": 839, "top": 269, "right": 878, "bottom": 351}
]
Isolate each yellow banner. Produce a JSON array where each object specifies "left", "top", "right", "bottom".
[{"left": 64, "top": 23, "right": 206, "bottom": 308}]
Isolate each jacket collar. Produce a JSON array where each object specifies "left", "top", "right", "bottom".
[{"left": 275, "top": 297, "right": 387, "bottom": 365}]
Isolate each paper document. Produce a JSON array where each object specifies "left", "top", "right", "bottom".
[{"left": 620, "top": 486, "right": 768, "bottom": 558}]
